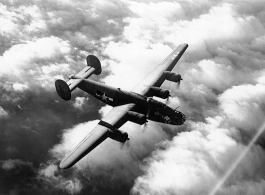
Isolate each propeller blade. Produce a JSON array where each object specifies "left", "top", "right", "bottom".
[
  {"left": 120, "top": 139, "right": 130, "bottom": 150},
  {"left": 141, "top": 119, "right": 148, "bottom": 131},
  {"left": 166, "top": 96, "right": 170, "bottom": 104},
  {"left": 176, "top": 82, "right": 180, "bottom": 89},
  {"left": 176, "top": 76, "right": 182, "bottom": 88}
]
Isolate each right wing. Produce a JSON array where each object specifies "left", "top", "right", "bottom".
[
  {"left": 59, "top": 103, "right": 135, "bottom": 169},
  {"left": 132, "top": 43, "right": 188, "bottom": 96}
]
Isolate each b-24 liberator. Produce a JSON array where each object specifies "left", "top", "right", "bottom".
[{"left": 55, "top": 43, "right": 188, "bottom": 169}]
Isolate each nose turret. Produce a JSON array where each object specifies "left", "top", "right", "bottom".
[{"left": 173, "top": 110, "right": 186, "bottom": 125}]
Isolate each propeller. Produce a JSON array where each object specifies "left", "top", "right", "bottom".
[
  {"left": 120, "top": 139, "right": 130, "bottom": 150},
  {"left": 166, "top": 94, "right": 171, "bottom": 104},
  {"left": 141, "top": 109, "right": 150, "bottom": 131},
  {"left": 176, "top": 74, "right": 183, "bottom": 88},
  {"left": 141, "top": 119, "right": 148, "bottom": 131}
]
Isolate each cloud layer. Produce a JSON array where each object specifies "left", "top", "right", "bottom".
[{"left": 1, "top": 0, "right": 265, "bottom": 195}]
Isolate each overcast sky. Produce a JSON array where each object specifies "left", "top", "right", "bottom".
[{"left": 0, "top": 0, "right": 265, "bottom": 194}]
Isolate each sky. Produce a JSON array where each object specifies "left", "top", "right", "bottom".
[{"left": 0, "top": 0, "right": 265, "bottom": 194}]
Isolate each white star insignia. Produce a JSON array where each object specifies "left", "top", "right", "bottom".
[{"left": 101, "top": 93, "right": 108, "bottom": 101}]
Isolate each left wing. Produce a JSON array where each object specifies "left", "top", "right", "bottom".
[{"left": 59, "top": 103, "right": 136, "bottom": 169}]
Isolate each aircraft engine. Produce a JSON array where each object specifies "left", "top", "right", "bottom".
[
  {"left": 108, "top": 129, "right": 129, "bottom": 143},
  {"left": 163, "top": 71, "right": 182, "bottom": 83},
  {"left": 127, "top": 111, "right": 147, "bottom": 125},
  {"left": 150, "top": 86, "right": 170, "bottom": 99}
]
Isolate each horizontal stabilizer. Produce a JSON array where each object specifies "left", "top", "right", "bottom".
[{"left": 55, "top": 55, "right": 101, "bottom": 100}]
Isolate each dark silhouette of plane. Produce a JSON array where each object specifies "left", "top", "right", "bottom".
[{"left": 55, "top": 43, "right": 188, "bottom": 169}]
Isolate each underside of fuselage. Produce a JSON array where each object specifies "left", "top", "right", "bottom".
[{"left": 78, "top": 79, "right": 186, "bottom": 125}]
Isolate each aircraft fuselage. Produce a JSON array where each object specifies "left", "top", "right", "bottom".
[{"left": 78, "top": 79, "right": 186, "bottom": 125}]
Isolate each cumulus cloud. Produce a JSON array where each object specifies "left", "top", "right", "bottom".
[
  {"left": 73, "top": 97, "right": 90, "bottom": 110},
  {"left": 12, "top": 82, "right": 28, "bottom": 92},
  {"left": 128, "top": 2, "right": 265, "bottom": 195},
  {"left": 219, "top": 84, "right": 265, "bottom": 133},
  {"left": 1, "top": 159, "right": 32, "bottom": 171},
  {"left": 0, "top": 3, "right": 46, "bottom": 35},
  {"left": 50, "top": 120, "right": 100, "bottom": 160},
  {"left": 0, "top": 159, "right": 37, "bottom": 194},
  {"left": 39, "top": 164, "right": 83, "bottom": 194},
  {"left": 103, "top": 41, "right": 172, "bottom": 89},
  {"left": 44, "top": 114, "right": 175, "bottom": 184},
  {"left": 0, "top": 106, "right": 9, "bottom": 118},
  {"left": 0, "top": 36, "right": 71, "bottom": 90},
  {"left": 132, "top": 121, "right": 265, "bottom": 194}
]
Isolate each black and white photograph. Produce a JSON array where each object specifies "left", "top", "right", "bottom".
[{"left": 0, "top": 0, "right": 265, "bottom": 194}]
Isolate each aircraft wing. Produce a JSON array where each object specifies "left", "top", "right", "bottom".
[
  {"left": 59, "top": 103, "right": 136, "bottom": 169},
  {"left": 131, "top": 43, "right": 188, "bottom": 96}
]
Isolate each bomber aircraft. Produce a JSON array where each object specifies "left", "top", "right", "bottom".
[{"left": 55, "top": 43, "right": 188, "bottom": 169}]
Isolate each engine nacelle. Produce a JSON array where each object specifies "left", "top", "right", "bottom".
[
  {"left": 108, "top": 129, "right": 129, "bottom": 143},
  {"left": 127, "top": 111, "right": 147, "bottom": 125},
  {"left": 150, "top": 86, "right": 170, "bottom": 99},
  {"left": 163, "top": 71, "right": 182, "bottom": 83}
]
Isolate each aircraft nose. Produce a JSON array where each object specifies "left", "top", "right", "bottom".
[
  {"left": 174, "top": 110, "right": 186, "bottom": 125},
  {"left": 181, "top": 114, "right": 186, "bottom": 124}
]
